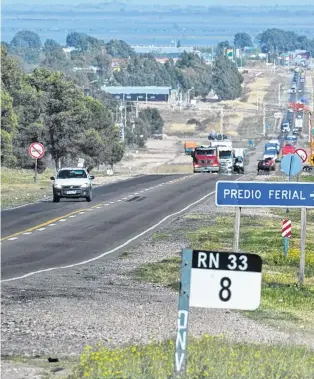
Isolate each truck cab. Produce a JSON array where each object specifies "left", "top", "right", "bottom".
[
  {"left": 218, "top": 147, "right": 233, "bottom": 173},
  {"left": 281, "top": 120, "right": 291, "bottom": 133},
  {"left": 192, "top": 146, "right": 219, "bottom": 173}
]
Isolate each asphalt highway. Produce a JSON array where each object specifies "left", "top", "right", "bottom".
[{"left": 1, "top": 173, "right": 240, "bottom": 280}]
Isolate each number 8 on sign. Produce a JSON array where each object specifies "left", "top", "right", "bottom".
[{"left": 219, "top": 277, "right": 232, "bottom": 302}]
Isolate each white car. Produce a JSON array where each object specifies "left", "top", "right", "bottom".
[
  {"left": 288, "top": 108, "right": 294, "bottom": 112},
  {"left": 51, "top": 168, "right": 94, "bottom": 203},
  {"left": 298, "top": 89, "right": 302, "bottom": 93}
]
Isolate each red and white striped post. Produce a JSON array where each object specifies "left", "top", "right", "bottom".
[{"left": 282, "top": 220, "right": 292, "bottom": 257}]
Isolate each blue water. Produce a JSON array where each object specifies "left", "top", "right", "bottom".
[{"left": 2, "top": 9, "right": 314, "bottom": 47}]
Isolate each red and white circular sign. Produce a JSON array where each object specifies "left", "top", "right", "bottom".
[
  {"left": 28, "top": 142, "right": 45, "bottom": 159},
  {"left": 294, "top": 148, "right": 308, "bottom": 163}
]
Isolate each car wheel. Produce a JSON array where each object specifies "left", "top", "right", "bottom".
[{"left": 53, "top": 195, "right": 60, "bottom": 203}]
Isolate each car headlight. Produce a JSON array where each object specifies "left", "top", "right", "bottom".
[
  {"left": 81, "top": 183, "right": 89, "bottom": 189},
  {"left": 54, "top": 184, "right": 62, "bottom": 189}
]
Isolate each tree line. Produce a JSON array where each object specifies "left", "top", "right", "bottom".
[
  {"left": 1, "top": 40, "right": 168, "bottom": 171},
  {"left": 1, "top": 45, "right": 125, "bottom": 171},
  {"left": 216, "top": 29, "right": 314, "bottom": 56},
  {"left": 3, "top": 30, "right": 244, "bottom": 101}
]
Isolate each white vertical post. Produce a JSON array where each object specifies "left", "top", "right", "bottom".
[
  {"left": 299, "top": 208, "right": 307, "bottom": 286},
  {"left": 233, "top": 207, "right": 241, "bottom": 252},
  {"left": 220, "top": 107, "right": 224, "bottom": 136},
  {"left": 262, "top": 103, "right": 266, "bottom": 136},
  {"left": 34, "top": 159, "right": 38, "bottom": 183}
]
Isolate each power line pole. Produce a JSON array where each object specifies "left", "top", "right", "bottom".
[
  {"left": 262, "top": 103, "right": 266, "bottom": 137},
  {"left": 256, "top": 87, "right": 260, "bottom": 112},
  {"left": 220, "top": 107, "right": 224, "bottom": 136},
  {"left": 278, "top": 83, "right": 281, "bottom": 108}
]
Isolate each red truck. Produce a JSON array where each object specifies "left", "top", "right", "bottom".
[
  {"left": 192, "top": 146, "right": 220, "bottom": 173},
  {"left": 282, "top": 144, "right": 295, "bottom": 156}
]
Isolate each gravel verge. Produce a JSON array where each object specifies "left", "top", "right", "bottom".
[{"left": 2, "top": 181, "right": 313, "bottom": 363}]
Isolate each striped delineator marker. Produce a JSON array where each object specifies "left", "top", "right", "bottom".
[
  {"left": 282, "top": 219, "right": 291, "bottom": 257},
  {"left": 282, "top": 219, "right": 292, "bottom": 237}
]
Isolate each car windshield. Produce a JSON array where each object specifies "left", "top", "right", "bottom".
[
  {"left": 219, "top": 151, "right": 232, "bottom": 158},
  {"left": 57, "top": 170, "right": 87, "bottom": 179}
]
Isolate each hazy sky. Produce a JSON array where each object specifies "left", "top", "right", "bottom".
[{"left": 3, "top": 0, "right": 307, "bottom": 6}]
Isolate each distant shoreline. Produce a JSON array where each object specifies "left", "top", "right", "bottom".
[{"left": 2, "top": 6, "right": 314, "bottom": 46}]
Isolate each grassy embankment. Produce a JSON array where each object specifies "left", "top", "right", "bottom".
[
  {"left": 1, "top": 167, "right": 55, "bottom": 209},
  {"left": 0, "top": 167, "right": 111, "bottom": 209},
  {"left": 69, "top": 177, "right": 314, "bottom": 378}
]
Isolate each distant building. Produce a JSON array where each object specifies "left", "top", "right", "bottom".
[
  {"left": 101, "top": 86, "right": 172, "bottom": 102},
  {"left": 131, "top": 45, "right": 200, "bottom": 58},
  {"left": 73, "top": 66, "right": 99, "bottom": 72},
  {"left": 111, "top": 58, "right": 128, "bottom": 72},
  {"left": 62, "top": 47, "right": 77, "bottom": 58},
  {"left": 155, "top": 57, "right": 180, "bottom": 64}
]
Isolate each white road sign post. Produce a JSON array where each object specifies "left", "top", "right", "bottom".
[
  {"left": 28, "top": 142, "right": 45, "bottom": 183},
  {"left": 174, "top": 249, "right": 262, "bottom": 376}
]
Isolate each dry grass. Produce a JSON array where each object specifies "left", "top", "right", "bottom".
[
  {"left": 68, "top": 337, "right": 314, "bottom": 379},
  {"left": 150, "top": 164, "right": 193, "bottom": 174},
  {"left": 133, "top": 213, "right": 314, "bottom": 334},
  {"left": 168, "top": 123, "right": 196, "bottom": 133},
  {"left": 1, "top": 167, "right": 55, "bottom": 209}
]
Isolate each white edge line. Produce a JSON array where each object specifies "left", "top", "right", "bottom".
[{"left": 3, "top": 174, "right": 238, "bottom": 282}]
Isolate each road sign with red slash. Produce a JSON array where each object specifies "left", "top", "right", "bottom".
[
  {"left": 28, "top": 142, "right": 45, "bottom": 159},
  {"left": 28, "top": 142, "right": 45, "bottom": 183},
  {"left": 294, "top": 148, "right": 308, "bottom": 164},
  {"left": 282, "top": 219, "right": 291, "bottom": 257}
]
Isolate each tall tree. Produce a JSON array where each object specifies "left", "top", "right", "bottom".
[
  {"left": 216, "top": 41, "right": 231, "bottom": 56},
  {"left": 1, "top": 90, "right": 18, "bottom": 167},
  {"left": 234, "top": 33, "right": 253, "bottom": 49},
  {"left": 211, "top": 56, "right": 243, "bottom": 100},
  {"left": 10, "top": 30, "right": 42, "bottom": 48}
]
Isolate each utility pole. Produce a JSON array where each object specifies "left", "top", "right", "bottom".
[
  {"left": 220, "top": 107, "right": 224, "bottom": 136},
  {"left": 262, "top": 103, "right": 266, "bottom": 137},
  {"left": 278, "top": 83, "right": 281, "bottom": 108},
  {"left": 136, "top": 97, "right": 139, "bottom": 118},
  {"left": 256, "top": 87, "right": 260, "bottom": 112}
]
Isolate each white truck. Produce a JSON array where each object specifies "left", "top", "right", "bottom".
[
  {"left": 295, "top": 118, "right": 303, "bottom": 131},
  {"left": 218, "top": 146, "right": 234, "bottom": 173},
  {"left": 209, "top": 140, "right": 233, "bottom": 149}
]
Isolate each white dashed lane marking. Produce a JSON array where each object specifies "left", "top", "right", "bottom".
[{"left": 3, "top": 175, "right": 192, "bottom": 242}]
